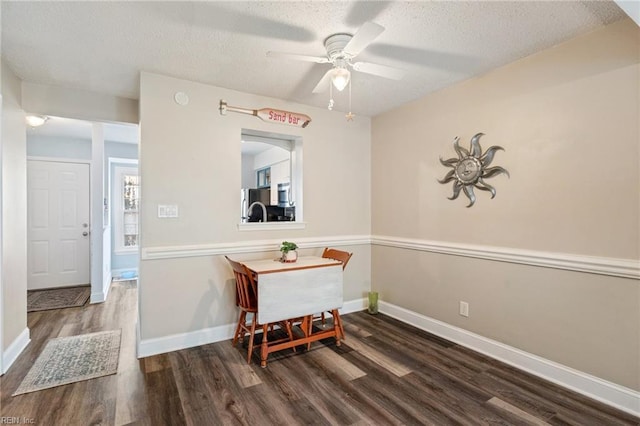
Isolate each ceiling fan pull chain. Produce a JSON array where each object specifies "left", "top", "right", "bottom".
[{"left": 346, "top": 80, "right": 355, "bottom": 122}]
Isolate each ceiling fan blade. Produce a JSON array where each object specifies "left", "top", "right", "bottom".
[
  {"left": 312, "top": 69, "right": 333, "bottom": 94},
  {"left": 343, "top": 21, "right": 384, "bottom": 57},
  {"left": 352, "top": 61, "right": 404, "bottom": 80},
  {"left": 266, "top": 51, "right": 329, "bottom": 63}
]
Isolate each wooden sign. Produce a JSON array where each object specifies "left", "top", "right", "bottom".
[{"left": 219, "top": 100, "right": 311, "bottom": 128}]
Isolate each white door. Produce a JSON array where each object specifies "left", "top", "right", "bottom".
[{"left": 27, "top": 161, "right": 91, "bottom": 289}]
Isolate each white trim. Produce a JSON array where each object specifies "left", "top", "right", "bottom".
[
  {"left": 0, "top": 94, "right": 3, "bottom": 375},
  {"left": 108, "top": 158, "right": 138, "bottom": 166},
  {"left": 140, "top": 234, "right": 639, "bottom": 280},
  {"left": 340, "top": 297, "right": 367, "bottom": 314},
  {"left": 138, "top": 323, "right": 237, "bottom": 358},
  {"left": 91, "top": 124, "right": 105, "bottom": 314},
  {"left": 101, "top": 271, "right": 113, "bottom": 301},
  {"left": 372, "top": 235, "right": 640, "bottom": 280},
  {"left": 291, "top": 136, "right": 303, "bottom": 222},
  {"left": 137, "top": 297, "right": 367, "bottom": 358},
  {"left": 90, "top": 289, "right": 105, "bottom": 304},
  {"left": 141, "top": 234, "right": 371, "bottom": 260},
  {"left": 2, "top": 328, "right": 30, "bottom": 374},
  {"left": 379, "top": 300, "right": 640, "bottom": 417},
  {"left": 237, "top": 222, "right": 306, "bottom": 231},
  {"left": 27, "top": 155, "right": 91, "bottom": 165}
]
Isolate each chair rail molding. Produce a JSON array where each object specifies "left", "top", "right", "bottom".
[
  {"left": 141, "top": 235, "right": 371, "bottom": 260},
  {"left": 140, "top": 233, "right": 639, "bottom": 279},
  {"left": 371, "top": 235, "right": 640, "bottom": 280}
]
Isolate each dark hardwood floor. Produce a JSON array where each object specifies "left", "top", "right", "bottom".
[{"left": 1, "top": 280, "right": 638, "bottom": 425}]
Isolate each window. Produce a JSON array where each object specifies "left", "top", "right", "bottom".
[
  {"left": 240, "top": 129, "right": 303, "bottom": 229},
  {"left": 114, "top": 166, "right": 139, "bottom": 252}
]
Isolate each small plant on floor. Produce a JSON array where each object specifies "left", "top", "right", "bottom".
[{"left": 280, "top": 241, "right": 298, "bottom": 262}]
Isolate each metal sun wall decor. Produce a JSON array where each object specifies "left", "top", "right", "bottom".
[{"left": 438, "top": 133, "right": 509, "bottom": 207}]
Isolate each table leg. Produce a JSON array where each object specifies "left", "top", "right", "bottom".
[{"left": 300, "top": 315, "right": 313, "bottom": 350}]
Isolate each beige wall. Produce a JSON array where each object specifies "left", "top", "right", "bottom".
[
  {"left": 138, "top": 72, "right": 371, "bottom": 340},
  {"left": 371, "top": 18, "right": 640, "bottom": 391},
  {"left": 1, "top": 60, "right": 28, "bottom": 354}
]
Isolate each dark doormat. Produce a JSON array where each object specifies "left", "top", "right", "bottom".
[{"left": 27, "top": 285, "right": 91, "bottom": 312}]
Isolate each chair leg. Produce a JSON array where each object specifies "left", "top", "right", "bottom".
[
  {"left": 247, "top": 314, "right": 257, "bottom": 364},
  {"left": 320, "top": 312, "right": 326, "bottom": 325},
  {"left": 337, "top": 310, "right": 345, "bottom": 340},
  {"left": 232, "top": 311, "right": 246, "bottom": 347},
  {"left": 332, "top": 309, "right": 345, "bottom": 343}
]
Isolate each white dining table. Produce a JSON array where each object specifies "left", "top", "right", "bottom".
[
  {"left": 241, "top": 256, "right": 343, "bottom": 323},
  {"left": 240, "top": 255, "right": 344, "bottom": 366}
]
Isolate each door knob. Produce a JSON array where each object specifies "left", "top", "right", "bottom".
[{"left": 82, "top": 231, "right": 89, "bottom": 236}]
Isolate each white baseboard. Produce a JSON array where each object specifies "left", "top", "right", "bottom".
[
  {"left": 138, "top": 323, "right": 237, "bottom": 358},
  {"left": 2, "top": 328, "right": 30, "bottom": 374},
  {"left": 379, "top": 300, "right": 640, "bottom": 417},
  {"left": 340, "top": 297, "right": 367, "bottom": 314},
  {"left": 137, "top": 297, "right": 367, "bottom": 359},
  {"left": 103, "top": 271, "right": 113, "bottom": 300},
  {"left": 90, "top": 289, "right": 105, "bottom": 304},
  {"left": 90, "top": 272, "right": 112, "bottom": 304}
]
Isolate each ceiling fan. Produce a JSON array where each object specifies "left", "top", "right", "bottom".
[{"left": 267, "top": 22, "right": 405, "bottom": 94}]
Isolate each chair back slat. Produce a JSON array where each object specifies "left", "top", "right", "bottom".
[
  {"left": 225, "top": 256, "right": 257, "bottom": 310},
  {"left": 321, "top": 248, "right": 353, "bottom": 270}
]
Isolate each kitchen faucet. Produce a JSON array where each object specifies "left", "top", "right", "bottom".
[{"left": 247, "top": 201, "right": 267, "bottom": 222}]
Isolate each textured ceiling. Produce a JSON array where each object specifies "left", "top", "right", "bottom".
[{"left": 2, "top": 1, "right": 627, "bottom": 118}]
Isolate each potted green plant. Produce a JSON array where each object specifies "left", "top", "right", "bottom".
[{"left": 280, "top": 241, "right": 298, "bottom": 263}]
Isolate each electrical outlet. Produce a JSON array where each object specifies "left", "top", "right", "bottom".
[{"left": 459, "top": 301, "right": 469, "bottom": 317}]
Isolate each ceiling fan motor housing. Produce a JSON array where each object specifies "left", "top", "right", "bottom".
[{"left": 324, "top": 33, "right": 353, "bottom": 61}]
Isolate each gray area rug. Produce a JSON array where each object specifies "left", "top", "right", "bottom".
[
  {"left": 27, "top": 286, "right": 91, "bottom": 312},
  {"left": 12, "top": 330, "right": 121, "bottom": 396}
]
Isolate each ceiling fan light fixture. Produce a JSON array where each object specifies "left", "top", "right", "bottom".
[
  {"left": 330, "top": 67, "right": 350, "bottom": 91},
  {"left": 25, "top": 115, "right": 49, "bottom": 127}
]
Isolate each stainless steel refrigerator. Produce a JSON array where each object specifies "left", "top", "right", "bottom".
[{"left": 240, "top": 188, "right": 270, "bottom": 222}]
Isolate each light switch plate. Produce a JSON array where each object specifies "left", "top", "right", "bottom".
[
  {"left": 459, "top": 301, "right": 469, "bottom": 317},
  {"left": 158, "top": 204, "right": 179, "bottom": 218},
  {"left": 166, "top": 205, "right": 178, "bottom": 218}
]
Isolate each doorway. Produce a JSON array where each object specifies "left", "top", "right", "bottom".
[{"left": 26, "top": 115, "right": 139, "bottom": 300}]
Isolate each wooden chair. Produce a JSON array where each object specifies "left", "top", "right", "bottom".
[
  {"left": 322, "top": 248, "right": 353, "bottom": 269},
  {"left": 317, "top": 248, "right": 353, "bottom": 339},
  {"left": 225, "top": 256, "right": 295, "bottom": 364}
]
